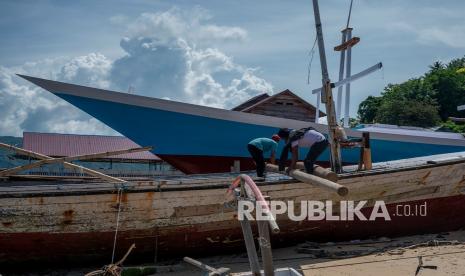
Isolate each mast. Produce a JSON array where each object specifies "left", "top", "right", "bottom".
[{"left": 311, "top": 0, "right": 343, "bottom": 173}]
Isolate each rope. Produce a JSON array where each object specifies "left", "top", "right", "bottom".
[
  {"left": 111, "top": 188, "right": 123, "bottom": 264},
  {"left": 85, "top": 244, "right": 136, "bottom": 276},
  {"left": 307, "top": 37, "right": 318, "bottom": 85}
]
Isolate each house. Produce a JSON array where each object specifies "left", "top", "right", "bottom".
[
  {"left": 232, "top": 89, "right": 325, "bottom": 122},
  {"left": 0, "top": 132, "right": 181, "bottom": 177}
]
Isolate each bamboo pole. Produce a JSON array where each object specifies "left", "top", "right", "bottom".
[
  {"left": 0, "top": 146, "right": 152, "bottom": 176},
  {"left": 266, "top": 164, "right": 348, "bottom": 196},
  {"left": 0, "top": 143, "right": 126, "bottom": 183}
]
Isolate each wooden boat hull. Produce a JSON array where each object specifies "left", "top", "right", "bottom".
[
  {"left": 18, "top": 75, "right": 465, "bottom": 174},
  {"left": 1, "top": 153, "right": 465, "bottom": 267},
  {"left": 2, "top": 194, "right": 465, "bottom": 267}
]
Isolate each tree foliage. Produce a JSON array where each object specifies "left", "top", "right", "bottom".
[{"left": 358, "top": 56, "right": 465, "bottom": 129}]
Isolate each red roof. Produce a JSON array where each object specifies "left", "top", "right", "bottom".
[{"left": 23, "top": 132, "right": 160, "bottom": 161}]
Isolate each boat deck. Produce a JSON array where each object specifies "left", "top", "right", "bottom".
[
  {"left": 0, "top": 170, "right": 294, "bottom": 198},
  {"left": 1, "top": 151, "right": 465, "bottom": 198}
]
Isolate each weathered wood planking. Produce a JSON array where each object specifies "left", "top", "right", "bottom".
[{"left": 1, "top": 153, "right": 465, "bottom": 265}]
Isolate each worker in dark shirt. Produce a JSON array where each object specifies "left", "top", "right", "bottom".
[{"left": 278, "top": 128, "right": 328, "bottom": 174}]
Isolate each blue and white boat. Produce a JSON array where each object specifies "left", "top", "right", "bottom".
[{"left": 19, "top": 74, "right": 465, "bottom": 174}]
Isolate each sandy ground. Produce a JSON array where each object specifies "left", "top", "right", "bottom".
[
  {"left": 5, "top": 230, "right": 465, "bottom": 275},
  {"left": 153, "top": 230, "right": 465, "bottom": 276}
]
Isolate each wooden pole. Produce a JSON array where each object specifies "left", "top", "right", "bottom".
[
  {"left": 294, "top": 162, "right": 338, "bottom": 182},
  {"left": 0, "top": 143, "right": 126, "bottom": 183},
  {"left": 315, "top": 92, "right": 321, "bottom": 123},
  {"left": 343, "top": 28, "right": 353, "bottom": 128},
  {"left": 240, "top": 219, "right": 261, "bottom": 276},
  {"left": 183, "top": 257, "right": 230, "bottom": 275},
  {"left": 0, "top": 146, "right": 152, "bottom": 176},
  {"left": 336, "top": 30, "right": 347, "bottom": 121},
  {"left": 363, "top": 132, "right": 372, "bottom": 170},
  {"left": 257, "top": 220, "right": 274, "bottom": 276},
  {"left": 312, "top": 0, "right": 343, "bottom": 173},
  {"left": 239, "top": 178, "right": 262, "bottom": 276},
  {"left": 266, "top": 164, "right": 348, "bottom": 196}
]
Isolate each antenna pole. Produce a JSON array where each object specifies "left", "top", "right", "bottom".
[{"left": 311, "top": 0, "right": 342, "bottom": 173}]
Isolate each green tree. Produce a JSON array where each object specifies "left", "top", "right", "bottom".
[
  {"left": 358, "top": 96, "right": 382, "bottom": 123},
  {"left": 425, "top": 57, "right": 465, "bottom": 120},
  {"left": 357, "top": 56, "right": 465, "bottom": 130}
]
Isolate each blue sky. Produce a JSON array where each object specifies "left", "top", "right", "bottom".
[{"left": 1, "top": 0, "right": 464, "bottom": 136}]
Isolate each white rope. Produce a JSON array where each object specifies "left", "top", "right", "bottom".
[{"left": 111, "top": 187, "right": 123, "bottom": 264}]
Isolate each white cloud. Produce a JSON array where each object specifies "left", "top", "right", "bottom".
[
  {"left": 0, "top": 7, "right": 272, "bottom": 137},
  {"left": 388, "top": 16, "right": 465, "bottom": 49},
  {"left": 0, "top": 56, "right": 117, "bottom": 136},
  {"left": 109, "top": 8, "right": 272, "bottom": 107},
  {"left": 58, "top": 53, "right": 112, "bottom": 89},
  {"left": 126, "top": 7, "right": 247, "bottom": 46}
]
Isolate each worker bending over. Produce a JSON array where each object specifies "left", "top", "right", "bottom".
[
  {"left": 278, "top": 127, "right": 328, "bottom": 174},
  {"left": 247, "top": 135, "right": 281, "bottom": 177}
]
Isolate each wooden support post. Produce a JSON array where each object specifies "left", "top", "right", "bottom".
[
  {"left": 0, "top": 143, "right": 126, "bottom": 183},
  {"left": 240, "top": 218, "right": 261, "bottom": 276},
  {"left": 266, "top": 164, "right": 348, "bottom": 196},
  {"left": 0, "top": 146, "right": 152, "bottom": 177},
  {"left": 343, "top": 28, "right": 353, "bottom": 128},
  {"left": 257, "top": 220, "right": 274, "bottom": 276},
  {"left": 312, "top": 0, "right": 343, "bottom": 173},
  {"left": 336, "top": 30, "right": 347, "bottom": 121},
  {"left": 363, "top": 132, "right": 372, "bottom": 170}
]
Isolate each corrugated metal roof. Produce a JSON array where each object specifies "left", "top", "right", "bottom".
[{"left": 23, "top": 132, "right": 160, "bottom": 161}]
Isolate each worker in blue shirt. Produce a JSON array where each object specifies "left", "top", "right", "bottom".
[{"left": 247, "top": 135, "right": 281, "bottom": 177}]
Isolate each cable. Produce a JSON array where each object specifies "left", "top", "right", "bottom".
[{"left": 307, "top": 37, "right": 318, "bottom": 84}]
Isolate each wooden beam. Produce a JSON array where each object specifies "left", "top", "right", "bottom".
[
  {"left": 334, "top": 37, "right": 360, "bottom": 51},
  {"left": 0, "top": 146, "right": 152, "bottom": 177},
  {"left": 266, "top": 164, "right": 348, "bottom": 196},
  {"left": 294, "top": 162, "right": 338, "bottom": 182},
  {"left": 0, "top": 143, "right": 126, "bottom": 183}
]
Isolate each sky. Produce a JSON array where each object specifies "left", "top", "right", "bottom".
[{"left": 1, "top": 0, "right": 464, "bottom": 136}]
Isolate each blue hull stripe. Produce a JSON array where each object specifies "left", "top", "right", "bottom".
[{"left": 57, "top": 93, "right": 465, "bottom": 163}]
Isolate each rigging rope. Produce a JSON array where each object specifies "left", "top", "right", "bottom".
[
  {"left": 111, "top": 187, "right": 123, "bottom": 264},
  {"left": 307, "top": 36, "right": 318, "bottom": 85}
]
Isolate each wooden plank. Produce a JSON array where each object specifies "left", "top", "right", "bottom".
[
  {"left": 0, "top": 146, "right": 152, "bottom": 176},
  {"left": 334, "top": 37, "right": 360, "bottom": 51},
  {"left": 0, "top": 143, "right": 126, "bottom": 183}
]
